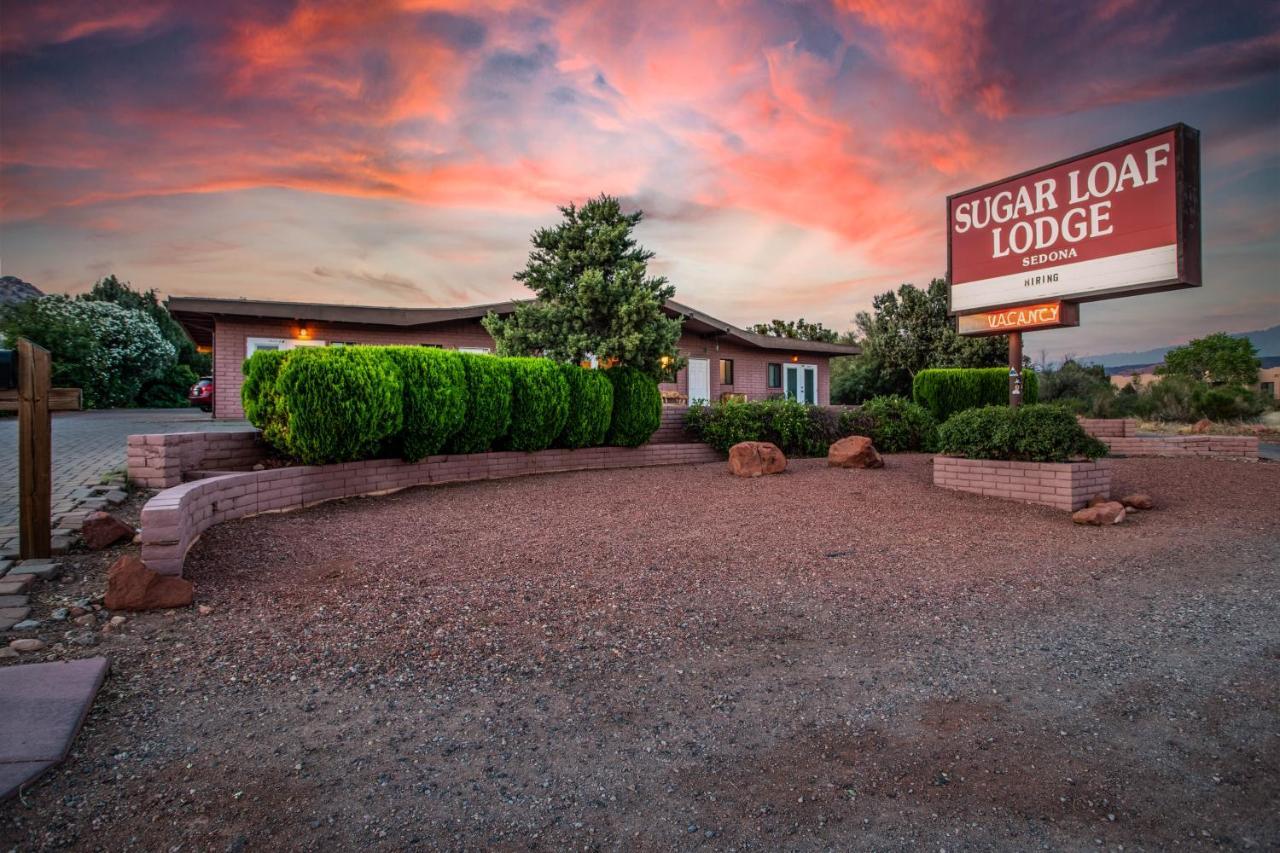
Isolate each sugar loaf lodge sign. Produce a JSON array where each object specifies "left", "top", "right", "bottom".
[{"left": 947, "top": 124, "right": 1201, "bottom": 401}]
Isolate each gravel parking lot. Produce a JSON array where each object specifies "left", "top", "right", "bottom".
[{"left": 3, "top": 454, "right": 1277, "bottom": 850}]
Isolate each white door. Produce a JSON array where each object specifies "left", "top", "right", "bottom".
[
  {"left": 783, "top": 364, "right": 818, "bottom": 404},
  {"left": 687, "top": 358, "right": 710, "bottom": 405}
]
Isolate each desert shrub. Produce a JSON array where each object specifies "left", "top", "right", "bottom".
[
  {"left": 557, "top": 364, "right": 614, "bottom": 448},
  {"left": 913, "top": 367, "right": 1038, "bottom": 422},
  {"left": 381, "top": 347, "right": 467, "bottom": 461},
  {"left": 605, "top": 366, "right": 661, "bottom": 447},
  {"left": 275, "top": 347, "right": 403, "bottom": 464},
  {"left": 1192, "top": 384, "right": 1267, "bottom": 421},
  {"left": 241, "top": 350, "right": 292, "bottom": 448},
  {"left": 445, "top": 352, "right": 513, "bottom": 454},
  {"left": 503, "top": 357, "right": 571, "bottom": 452},
  {"left": 838, "top": 395, "right": 938, "bottom": 452},
  {"left": 937, "top": 404, "right": 1107, "bottom": 462}
]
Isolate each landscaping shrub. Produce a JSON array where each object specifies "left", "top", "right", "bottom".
[
  {"left": 936, "top": 404, "right": 1107, "bottom": 463},
  {"left": 382, "top": 346, "right": 467, "bottom": 461},
  {"left": 241, "top": 349, "right": 291, "bottom": 449},
  {"left": 1191, "top": 383, "right": 1267, "bottom": 421},
  {"left": 445, "top": 352, "right": 513, "bottom": 454},
  {"left": 605, "top": 366, "right": 661, "bottom": 447},
  {"left": 685, "top": 399, "right": 842, "bottom": 457},
  {"left": 137, "top": 362, "right": 199, "bottom": 408},
  {"left": 838, "top": 395, "right": 938, "bottom": 452},
  {"left": 913, "top": 367, "right": 1038, "bottom": 422},
  {"left": 557, "top": 364, "right": 614, "bottom": 448},
  {"left": 275, "top": 347, "right": 403, "bottom": 464},
  {"left": 503, "top": 357, "right": 571, "bottom": 452}
]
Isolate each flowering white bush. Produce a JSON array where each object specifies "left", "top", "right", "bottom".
[{"left": 0, "top": 295, "right": 176, "bottom": 407}]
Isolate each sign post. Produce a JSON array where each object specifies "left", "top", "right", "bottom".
[
  {"left": 0, "top": 339, "right": 82, "bottom": 559},
  {"left": 946, "top": 124, "right": 1201, "bottom": 407}
]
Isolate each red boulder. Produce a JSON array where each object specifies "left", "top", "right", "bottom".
[
  {"left": 1072, "top": 501, "right": 1127, "bottom": 526},
  {"left": 1121, "top": 493, "right": 1154, "bottom": 510},
  {"left": 104, "top": 555, "right": 194, "bottom": 611},
  {"left": 728, "top": 442, "right": 787, "bottom": 478},
  {"left": 828, "top": 436, "right": 884, "bottom": 469},
  {"left": 81, "top": 511, "right": 135, "bottom": 551}
]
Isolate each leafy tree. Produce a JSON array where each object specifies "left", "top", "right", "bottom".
[
  {"left": 830, "top": 354, "right": 901, "bottom": 404},
  {"left": 0, "top": 295, "right": 175, "bottom": 408},
  {"left": 1038, "top": 359, "right": 1112, "bottom": 408},
  {"left": 483, "top": 195, "right": 683, "bottom": 379},
  {"left": 748, "top": 318, "right": 839, "bottom": 343},
  {"left": 1157, "top": 332, "right": 1260, "bottom": 386},
  {"left": 80, "top": 275, "right": 210, "bottom": 374}
]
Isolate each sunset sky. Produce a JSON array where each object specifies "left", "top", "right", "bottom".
[{"left": 1, "top": 0, "right": 1277, "bottom": 360}]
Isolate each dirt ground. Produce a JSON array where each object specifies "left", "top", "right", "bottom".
[{"left": 3, "top": 455, "right": 1278, "bottom": 850}]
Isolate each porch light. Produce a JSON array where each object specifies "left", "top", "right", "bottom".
[
  {"left": 790, "top": 355, "right": 799, "bottom": 363},
  {"left": 297, "top": 323, "right": 311, "bottom": 339}
]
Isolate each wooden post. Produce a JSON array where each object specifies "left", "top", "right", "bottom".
[
  {"left": 1008, "top": 331, "right": 1023, "bottom": 409},
  {"left": 17, "top": 338, "right": 52, "bottom": 559}
]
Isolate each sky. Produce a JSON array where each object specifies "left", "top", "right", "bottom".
[{"left": 1, "top": 0, "right": 1277, "bottom": 360}]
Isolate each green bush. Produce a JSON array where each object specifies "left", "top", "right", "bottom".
[
  {"left": 275, "top": 347, "right": 404, "bottom": 464},
  {"left": 937, "top": 404, "right": 1107, "bottom": 463},
  {"left": 445, "top": 353, "right": 513, "bottom": 454},
  {"left": 913, "top": 367, "right": 1038, "bottom": 422},
  {"left": 241, "top": 350, "right": 291, "bottom": 448},
  {"left": 557, "top": 364, "right": 614, "bottom": 448},
  {"left": 137, "top": 363, "right": 199, "bottom": 408},
  {"left": 503, "top": 357, "right": 571, "bottom": 452},
  {"left": 382, "top": 347, "right": 467, "bottom": 461},
  {"left": 685, "top": 399, "right": 843, "bottom": 457},
  {"left": 1192, "top": 383, "right": 1267, "bottom": 421},
  {"left": 605, "top": 366, "right": 661, "bottom": 446},
  {"left": 838, "top": 395, "right": 938, "bottom": 452}
]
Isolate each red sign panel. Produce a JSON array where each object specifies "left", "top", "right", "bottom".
[{"left": 948, "top": 125, "right": 1200, "bottom": 315}]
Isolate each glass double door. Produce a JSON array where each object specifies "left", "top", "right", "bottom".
[{"left": 783, "top": 363, "right": 817, "bottom": 405}]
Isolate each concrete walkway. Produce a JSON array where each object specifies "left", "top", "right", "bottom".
[{"left": 1, "top": 409, "right": 250, "bottom": 556}]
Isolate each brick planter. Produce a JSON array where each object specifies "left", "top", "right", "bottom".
[
  {"left": 933, "top": 456, "right": 1112, "bottom": 511},
  {"left": 139, "top": 443, "right": 720, "bottom": 577}
]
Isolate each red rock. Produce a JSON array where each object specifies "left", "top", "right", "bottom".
[
  {"left": 828, "top": 436, "right": 884, "bottom": 469},
  {"left": 81, "top": 511, "right": 135, "bottom": 551},
  {"left": 1192, "top": 418, "right": 1212, "bottom": 434},
  {"left": 1087, "top": 494, "right": 1112, "bottom": 508},
  {"left": 1072, "top": 501, "right": 1127, "bottom": 526},
  {"left": 727, "top": 442, "right": 787, "bottom": 478},
  {"left": 104, "top": 555, "right": 194, "bottom": 611},
  {"left": 1121, "top": 493, "right": 1154, "bottom": 510}
]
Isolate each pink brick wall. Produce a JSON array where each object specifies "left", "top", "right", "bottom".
[
  {"left": 651, "top": 408, "right": 692, "bottom": 444},
  {"left": 139, "top": 442, "right": 721, "bottom": 576},
  {"left": 127, "top": 430, "right": 267, "bottom": 489},
  {"left": 1078, "top": 418, "right": 1137, "bottom": 438},
  {"left": 933, "top": 456, "right": 1113, "bottom": 511},
  {"left": 1102, "top": 435, "right": 1258, "bottom": 459},
  {"left": 658, "top": 333, "right": 833, "bottom": 405}
]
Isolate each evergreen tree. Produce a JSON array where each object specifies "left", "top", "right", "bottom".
[{"left": 483, "top": 195, "right": 683, "bottom": 379}]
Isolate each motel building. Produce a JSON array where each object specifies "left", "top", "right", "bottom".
[{"left": 167, "top": 297, "right": 860, "bottom": 419}]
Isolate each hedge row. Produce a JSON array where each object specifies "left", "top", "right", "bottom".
[
  {"left": 936, "top": 404, "right": 1108, "bottom": 463},
  {"left": 241, "top": 347, "right": 660, "bottom": 464},
  {"left": 912, "top": 367, "right": 1038, "bottom": 422},
  {"left": 684, "top": 396, "right": 938, "bottom": 457}
]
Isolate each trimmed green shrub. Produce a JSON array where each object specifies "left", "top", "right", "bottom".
[
  {"left": 503, "top": 357, "right": 571, "bottom": 452},
  {"left": 445, "top": 352, "right": 513, "bottom": 454},
  {"left": 684, "top": 399, "right": 842, "bottom": 457},
  {"left": 241, "top": 350, "right": 291, "bottom": 449},
  {"left": 605, "top": 366, "right": 662, "bottom": 447},
  {"left": 838, "top": 395, "right": 938, "bottom": 452},
  {"left": 137, "top": 363, "right": 199, "bottom": 408},
  {"left": 275, "top": 347, "right": 404, "bottom": 464},
  {"left": 557, "top": 364, "right": 614, "bottom": 448},
  {"left": 936, "top": 403, "right": 1107, "bottom": 463},
  {"left": 382, "top": 347, "right": 467, "bottom": 461},
  {"left": 913, "top": 367, "right": 1039, "bottom": 422}
]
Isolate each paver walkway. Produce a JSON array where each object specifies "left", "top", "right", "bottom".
[{"left": 1, "top": 409, "right": 250, "bottom": 555}]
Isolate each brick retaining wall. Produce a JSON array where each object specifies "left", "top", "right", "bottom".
[
  {"left": 1078, "top": 418, "right": 1137, "bottom": 438},
  {"left": 139, "top": 443, "right": 721, "bottom": 576},
  {"left": 127, "top": 431, "right": 268, "bottom": 489},
  {"left": 1102, "top": 434, "right": 1258, "bottom": 459},
  {"left": 933, "top": 456, "right": 1113, "bottom": 511},
  {"left": 651, "top": 408, "right": 691, "bottom": 444}
]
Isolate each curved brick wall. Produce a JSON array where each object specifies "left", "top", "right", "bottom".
[{"left": 139, "top": 443, "right": 720, "bottom": 576}]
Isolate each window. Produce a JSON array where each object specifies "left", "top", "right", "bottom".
[
  {"left": 420, "top": 343, "right": 443, "bottom": 348},
  {"left": 245, "top": 337, "right": 325, "bottom": 358},
  {"left": 329, "top": 341, "right": 358, "bottom": 347},
  {"left": 1263, "top": 382, "right": 1275, "bottom": 397},
  {"left": 766, "top": 362, "right": 782, "bottom": 388},
  {"left": 457, "top": 346, "right": 491, "bottom": 354},
  {"left": 719, "top": 358, "right": 734, "bottom": 385}
]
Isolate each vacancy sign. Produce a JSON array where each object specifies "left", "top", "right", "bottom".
[
  {"left": 956, "top": 301, "right": 1080, "bottom": 337},
  {"left": 948, "top": 125, "right": 1201, "bottom": 315}
]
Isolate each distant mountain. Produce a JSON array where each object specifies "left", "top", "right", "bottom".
[
  {"left": 1082, "top": 325, "right": 1280, "bottom": 370},
  {"left": 0, "top": 275, "right": 43, "bottom": 308}
]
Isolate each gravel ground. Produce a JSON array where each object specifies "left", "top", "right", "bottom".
[{"left": 2, "top": 455, "right": 1277, "bottom": 850}]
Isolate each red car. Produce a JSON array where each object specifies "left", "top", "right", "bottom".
[{"left": 189, "top": 376, "right": 214, "bottom": 412}]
